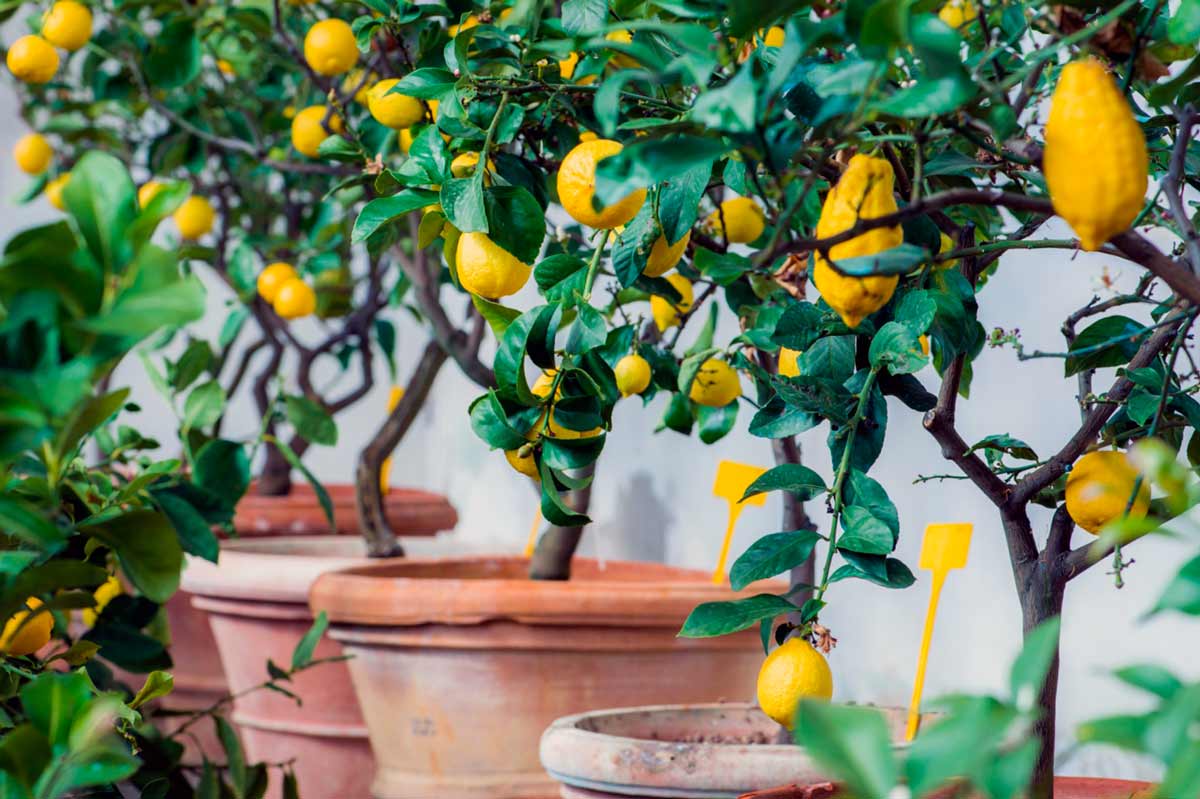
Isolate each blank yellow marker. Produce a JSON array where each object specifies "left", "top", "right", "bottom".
[
  {"left": 379, "top": 386, "right": 405, "bottom": 494},
  {"left": 905, "top": 522, "right": 973, "bottom": 741},
  {"left": 711, "top": 461, "right": 768, "bottom": 584}
]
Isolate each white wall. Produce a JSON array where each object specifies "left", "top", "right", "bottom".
[{"left": 4, "top": 96, "right": 1195, "bottom": 780}]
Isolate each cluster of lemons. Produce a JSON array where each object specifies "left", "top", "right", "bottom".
[
  {"left": 0, "top": 576, "right": 122, "bottom": 658},
  {"left": 256, "top": 261, "right": 318, "bottom": 320},
  {"left": 5, "top": 0, "right": 91, "bottom": 85}
]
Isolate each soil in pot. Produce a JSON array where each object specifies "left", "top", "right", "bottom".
[{"left": 309, "top": 557, "right": 786, "bottom": 799}]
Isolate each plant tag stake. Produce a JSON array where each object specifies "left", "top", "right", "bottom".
[
  {"left": 906, "top": 522, "right": 973, "bottom": 741},
  {"left": 380, "top": 385, "right": 405, "bottom": 494},
  {"left": 710, "top": 461, "right": 768, "bottom": 585}
]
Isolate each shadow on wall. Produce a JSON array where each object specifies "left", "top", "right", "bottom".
[{"left": 580, "top": 468, "right": 674, "bottom": 563}]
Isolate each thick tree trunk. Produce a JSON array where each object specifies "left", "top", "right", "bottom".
[
  {"left": 1017, "top": 559, "right": 1066, "bottom": 799},
  {"left": 528, "top": 462, "right": 596, "bottom": 580}
]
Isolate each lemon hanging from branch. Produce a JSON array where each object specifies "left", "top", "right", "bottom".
[
  {"left": 304, "top": 19, "right": 359, "bottom": 76},
  {"left": 1065, "top": 450, "right": 1150, "bottom": 535},
  {"left": 456, "top": 232, "right": 532, "bottom": 299},
  {"left": 557, "top": 139, "right": 646, "bottom": 229},
  {"left": 756, "top": 636, "right": 833, "bottom": 728}
]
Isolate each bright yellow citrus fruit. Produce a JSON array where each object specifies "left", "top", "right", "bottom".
[
  {"left": 450, "top": 151, "right": 495, "bottom": 181},
  {"left": 708, "top": 196, "right": 765, "bottom": 244},
  {"left": 174, "top": 196, "right": 215, "bottom": 240},
  {"left": 42, "top": 1, "right": 93, "bottom": 50},
  {"left": 304, "top": 18, "right": 359, "bottom": 76},
  {"left": 448, "top": 14, "right": 479, "bottom": 37},
  {"left": 1065, "top": 450, "right": 1151, "bottom": 535},
  {"left": 778, "top": 347, "right": 800, "bottom": 377},
  {"left": 82, "top": 576, "right": 122, "bottom": 627},
  {"left": 292, "top": 105, "right": 344, "bottom": 158},
  {"left": 137, "top": 180, "right": 164, "bottom": 208},
  {"left": 557, "top": 139, "right": 646, "bottom": 229},
  {"left": 505, "top": 447, "right": 539, "bottom": 479},
  {"left": 643, "top": 231, "right": 691, "bottom": 277},
  {"left": 7, "top": 35, "right": 59, "bottom": 84},
  {"left": 367, "top": 78, "right": 425, "bottom": 129},
  {"left": 217, "top": 59, "right": 235, "bottom": 76},
  {"left": 257, "top": 262, "right": 299, "bottom": 303},
  {"left": 757, "top": 637, "right": 833, "bottom": 728},
  {"left": 761, "top": 26, "right": 786, "bottom": 47},
  {"left": 456, "top": 232, "right": 532, "bottom": 298},
  {"left": 651, "top": 273, "right": 693, "bottom": 331},
  {"left": 615, "top": 353, "right": 652, "bottom": 397},
  {"left": 274, "top": 278, "right": 317, "bottom": 319},
  {"left": 937, "top": 0, "right": 977, "bottom": 28},
  {"left": 1044, "top": 58, "right": 1148, "bottom": 252},
  {"left": 45, "top": 173, "right": 69, "bottom": 210},
  {"left": 13, "top": 133, "right": 52, "bottom": 175},
  {"left": 606, "top": 29, "right": 637, "bottom": 68},
  {"left": 2, "top": 597, "right": 53, "bottom": 656},
  {"left": 342, "top": 68, "right": 377, "bottom": 104},
  {"left": 689, "top": 359, "right": 740, "bottom": 407},
  {"left": 936, "top": 232, "right": 958, "bottom": 269},
  {"left": 531, "top": 370, "right": 559, "bottom": 400}
]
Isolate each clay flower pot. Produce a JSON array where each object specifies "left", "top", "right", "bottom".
[
  {"left": 538, "top": 703, "right": 1154, "bottom": 799},
  {"left": 309, "top": 557, "right": 784, "bottom": 799}
]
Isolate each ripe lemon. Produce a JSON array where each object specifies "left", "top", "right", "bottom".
[
  {"left": 2, "top": 597, "right": 53, "bottom": 656},
  {"left": 41, "top": 1, "right": 93, "bottom": 50},
  {"left": 1044, "top": 58, "right": 1148, "bottom": 252},
  {"left": 557, "top": 139, "right": 646, "bottom": 229},
  {"left": 304, "top": 18, "right": 359, "bottom": 76},
  {"left": 447, "top": 14, "right": 479, "bottom": 37},
  {"left": 367, "top": 78, "right": 424, "bottom": 129},
  {"left": 174, "top": 196, "right": 215, "bottom": 240},
  {"left": 778, "top": 347, "right": 800, "bottom": 377},
  {"left": 13, "top": 132, "right": 52, "bottom": 175},
  {"left": 615, "top": 353, "right": 652, "bottom": 397},
  {"left": 342, "top": 68, "right": 377, "bottom": 104},
  {"left": 82, "top": 576, "right": 122, "bottom": 627},
  {"left": 531, "top": 369, "right": 559, "bottom": 399},
  {"left": 292, "top": 105, "right": 343, "bottom": 158},
  {"left": 606, "top": 29, "right": 637, "bottom": 68},
  {"left": 651, "top": 273, "right": 693, "bottom": 331},
  {"left": 450, "top": 151, "right": 495, "bottom": 182},
  {"left": 937, "top": 0, "right": 977, "bottom": 28},
  {"left": 761, "top": 26, "right": 786, "bottom": 47},
  {"left": 7, "top": 35, "right": 59, "bottom": 84},
  {"left": 708, "top": 197, "right": 765, "bottom": 244},
  {"left": 505, "top": 447, "right": 539, "bottom": 479},
  {"left": 257, "top": 262, "right": 299, "bottom": 303},
  {"left": 1065, "top": 450, "right": 1150, "bottom": 535},
  {"left": 217, "top": 59, "right": 235, "bottom": 76},
  {"left": 757, "top": 637, "right": 833, "bottom": 728},
  {"left": 935, "top": 231, "right": 958, "bottom": 269},
  {"left": 45, "top": 173, "right": 69, "bottom": 210},
  {"left": 558, "top": 51, "right": 580, "bottom": 79},
  {"left": 137, "top": 180, "right": 164, "bottom": 208},
  {"left": 456, "top": 232, "right": 532, "bottom": 298},
  {"left": 689, "top": 359, "right": 740, "bottom": 407},
  {"left": 643, "top": 231, "right": 691, "bottom": 278},
  {"left": 274, "top": 278, "right": 317, "bottom": 319}
]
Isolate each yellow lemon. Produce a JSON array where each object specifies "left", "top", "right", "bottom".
[
  {"left": 643, "top": 231, "right": 691, "bottom": 278},
  {"left": 450, "top": 151, "right": 495, "bottom": 181},
  {"left": 304, "top": 18, "right": 359, "bottom": 76},
  {"left": 1044, "top": 58, "right": 1148, "bottom": 252},
  {"left": 13, "top": 132, "right": 52, "bottom": 175},
  {"left": 689, "top": 359, "right": 740, "bottom": 407},
  {"left": 273, "top": 278, "right": 317, "bottom": 319},
  {"left": 579, "top": 130, "right": 598, "bottom": 142},
  {"left": 935, "top": 231, "right": 958, "bottom": 269},
  {"left": 447, "top": 14, "right": 479, "bottom": 37},
  {"left": 217, "top": 58, "right": 235, "bottom": 76},
  {"left": 367, "top": 78, "right": 425, "bottom": 129},
  {"left": 812, "top": 155, "right": 902, "bottom": 328},
  {"left": 505, "top": 447, "right": 539, "bottom": 479},
  {"left": 651, "top": 273, "right": 693, "bottom": 331},
  {"left": 920, "top": 335, "right": 930, "bottom": 357},
  {"left": 778, "top": 347, "right": 800, "bottom": 377},
  {"left": 938, "top": 0, "right": 978, "bottom": 28},
  {"left": 559, "top": 51, "right": 580, "bottom": 78},
  {"left": 342, "top": 68, "right": 377, "bottom": 104},
  {"left": 531, "top": 370, "right": 560, "bottom": 400},
  {"left": 761, "top": 26, "right": 785, "bottom": 47},
  {"left": 174, "top": 196, "right": 215, "bottom": 240},
  {"left": 137, "top": 180, "right": 166, "bottom": 208},
  {"left": 456, "top": 232, "right": 532, "bottom": 298},
  {"left": 41, "top": 1, "right": 93, "bottom": 50},
  {"left": 606, "top": 29, "right": 637, "bottom": 68},
  {"left": 615, "top": 353, "right": 652, "bottom": 397},
  {"left": 756, "top": 637, "right": 833, "bottom": 728},
  {"left": 2, "top": 598, "right": 53, "bottom": 656},
  {"left": 82, "top": 576, "right": 122, "bottom": 627},
  {"left": 292, "top": 105, "right": 343, "bottom": 158},
  {"left": 399, "top": 127, "right": 415, "bottom": 153},
  {"left": 7, "top": 35, "right": 59, "bottom": 84},
  {"left": 257, "top": 262, "right": 299, "bottom": 303},
  {"left": 1065, "top": 450, "right": 1151, "bottom": 535},
  {"left": 45, "top": 173, "right": 69, "bottom": 210},
  {"left": 557, "top": 139, "right": 646, "bottom": 229},
  {"left": 708, "top": 196, "right": 765, "bottom": 244}
]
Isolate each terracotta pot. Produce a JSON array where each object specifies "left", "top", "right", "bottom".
[
  {"left": 233, "top": 484, "right": 457, "bottom": 538},
  {"left": 309, "top": 557, "right": 786, "bottom": 799},
  {"left": 538, "top": 703, "right": 1155, "bottom": 799}
]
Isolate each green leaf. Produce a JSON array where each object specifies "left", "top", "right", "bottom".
[
  {"left": 828, "top": 243, "right": 927, "bottom": 277},
  {"left": 678, "top": 593, "right": 797, "bottom": 637},
  {"left": 55, "top": 388, "right": 129, "bottom": 466},
  {"left": 441, "top": 177, "right": 488, "bottom": 234},
  {"left": 144, "top": 17, "right": 201, "bottom": 89},
  {"left": 534, "top": 254, "right": 589, "bottom": 304},
  {"left": 79, "top": 275, "right": 206, "bottom": 338},
  {"left": 563, "top": 0, "right": 608, "bottom": 35},
  {"left": 730, "top": 530, "right": 822, "bottom": 591},
  {"left": 392, "top": 68, "right": 457, "bottom": 99},
  {"left": 843, "top": 470, "right": 899, "bottom": 539},
  {"left": 741, "top": 463, "right": 828, "bottom": 502},
  {"left": 20, "top": 672, "right": 91, "bottom": 746},
  {"left": 152, "top": 489, "right": 220, "bottom": 562},
  {"left": 658, "top": 162, "right": 711, "bottom": 244},
  {"left": 538, "top": 459, "right": 591, "bottom": 526},
  {"left": 1114, "top": 664, "right": 1182, "bottom": 700},
  {"left": 484, "top": 186, "right": 545, "bottom": 264},
  {"left": 967, "top": 434, "right": 1038, "bottom": 462},
  {"left": 79, "top": 511, "right": 183, "bottom": 603},
  {"left": 268, "top": 437, "right": 334, "bottom": 530},
  {"left": 468, "top": 392, "right": 530, "bottom": 450},
  {"left": 62, "top": 152, "right": 138, "bottom": 274},
  {"left": 351, "top": 190, "right": 439, "bottom": 243},
  {"left": 292, "top": 611, "right": 329, "bottom": 670},
  {"left": 594, "top": 136, "right": 727, "bottom": 206},
  {"left": 1009, "top": 617, "right": 1061, "bottom": 711},
  {"left": 193, "top": 439, "right": 251, "bottom": 507},
  {"left": 216, "top": 717, "right": 246, "bottom": 796},
  {"left": 830, "top": 556, "right": 914, "bottom": 588},
  {"left": 1152, "top": 553, "right": 1200, "bottom": 616},
  {"left": 874, "top": 76, "right": 976, "bottom": 117},
  {"left": 895, "top": 290, "right": 937, "bottom": 334},
  {"left": 1065, "top": 316, "right": 1146, "bottom": 376},
  {"left": 869, "top": 321, "right": 928, "bottom": 375},
  {"left": 793, "top": 701, "right": 899, "bottom": 799},
  {"left": 837, "top": 506, "right": 895, "bottom": 555},
  {"left": 284, "top": 396, "right": 337, "bottom": 447},
  {"left": 129, "top": 671, "right": 174, "bottom": 709},
  {"left": 182, "top": 381, "right": 226, "bottom": 432},
  {"left": 611, "top": 204, "right": 658, "bottom": 287},
  {"left": 1170, "top": 0, "right": 1200, "bottom": 44},
  {"left": 471, "top": 295, "right": 522, "bottom": 336},
  {"left": 696, "top": 402, "right": 738, "bottom": 444}
]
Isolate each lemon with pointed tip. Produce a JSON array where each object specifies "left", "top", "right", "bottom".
[
  {"left": 757, "top": 636, "right": 833, "bottom": 728},
  {"left": 708, "top": 197, "right": 765, "bottom": 244},
  {"left": 557, "top": 139, "right": 646, "bottom": 229},
  {"left": 505, "top": 447, "right": 539, "bottom": 479},
  {"left": 778, "top": 348, "right": 800, "bottom": 377},
  {"left": 42, "top": 1, "right": 93, "bottom": 50},
  {"left": 1065, "top": 450, "right": 1151, "bottom": 535},
  {"left": 456, "top": 232, "right": 532, "bottom": 299},
  {"left": 138, "top": 180, "right": 164, "bottom": 208},
  {"left": 1044, "top": 58, "right": 1148, "bottom": 252},
  {"left": 274, "top": 278, "right": 317, "bottom": 319},
  {"left": 292, "top": 105, "right": 343, "bottom": 158},
  {"left": 2, "top": 597, "right": 53, "bottom": 656},
  {"left": 82, "top": 576, "right": 122, "bottom": 627},
  {"left": 812, "top": 154, "right": 902, "bottom": 328},
  {"left": 651, "top": 273, "right": 694, "bottom": 331},
  {"left": 367, "top": 78, "right": 425, "bottom": 129},
  {"left": 304, "top": 18, "right": 359, "bottom": 76},
  {"left": 689, "top": 359, "right": 740, "bottom": 407},
  {"left": 257, "top": 262, "right": 299, "bottom": 303},
  {"left": 174, "top": 196, "right": 215, "bottom": 240},
  {"left": 643, "top": 231, "right": 691, "bottom": 278},
  {"left": 7, "top": 35, "right": 58, "bottom": 84},
  {"left": 45, "top": 173, "right": 69, "bottom": 210},
  {"left": 615, "top": 354, "right": 652, "bottom": 397},
  {"left": 13, "top": 133, "right": 52, "bottom": 175}
]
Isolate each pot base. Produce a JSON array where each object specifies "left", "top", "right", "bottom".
[{"left": 371, "top": 768, "right": 557, "bottom": 799}]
